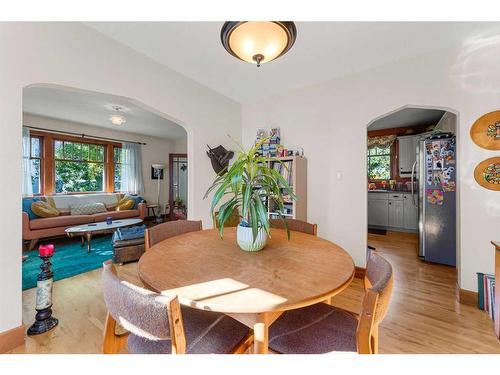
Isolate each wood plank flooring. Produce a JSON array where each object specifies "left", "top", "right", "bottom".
[{"left": 10, "top": 231, "right": 500, "bottom": 353}]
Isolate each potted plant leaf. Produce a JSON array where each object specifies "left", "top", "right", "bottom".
[{"left": 205, "top": 139, "right": 296, "bottom": 251}]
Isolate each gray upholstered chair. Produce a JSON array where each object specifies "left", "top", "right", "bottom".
[
  {"left": 145, "top": 220, "right": 202, "bottom": 250},
  {"left": 268, "top": 251, "right": 393, "bottom": 354},
  {"left": 101, "top": 261, "right": 253, "bottom": 354},
  {"left": 269, "top": 218, "right": 317, "bottom": 236}
]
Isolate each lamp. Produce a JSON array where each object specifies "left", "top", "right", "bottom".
[
  {"left": 152, "top": 163, "right": 166, "bottom": 223},
  {"left": 109, "top": 105, "right": 126, "bottom": 126},
  {"left": 221, "top": 21, "right": 297, "bottom": 67}
]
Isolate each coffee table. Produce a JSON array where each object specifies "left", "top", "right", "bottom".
[{"left": 65, "top": 218, "right": 143, "bottom": 253}]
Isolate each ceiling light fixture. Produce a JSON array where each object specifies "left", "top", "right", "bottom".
[
  {"left": 220, "top": 21, "right": 297, "bottom": 67},
  {"left": 109, "top": 105, "right": 126, "bottom": 126}
]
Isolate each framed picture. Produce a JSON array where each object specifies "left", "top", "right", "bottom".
[{"left": 151, "top": 166, "right": 164, "bottom": 180}]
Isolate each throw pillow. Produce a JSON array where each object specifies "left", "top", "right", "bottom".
[
  {"left": 116, "top": 197, "right": 135, "bottom": 211},
  {"left": 31, "top": 201, "right": 60, "bottom": 218},
  {"left": 22, "top": 197, "right": 41, "bottom": 220},
  {"left": 124, "top": 194, "right": 144, "bottom": 209},
  {"left": 70, "top": 202, "right": 107, "bottom": 216}
]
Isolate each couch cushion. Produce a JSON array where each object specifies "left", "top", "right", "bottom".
[
  {"left": 70, "top": 202, "right": 107, "bottom": 215},
  {"left": 92, "top": 210, "right": 139, "bottom": 222},
  {"left": 30, "top": 215, "right": 94, "bottom": 230},
  {"left": 31, "top": 201, "right": 60, "bottom": 218},
  {"left": 23, "top": 197, "right": 42, "bottom": 220}
]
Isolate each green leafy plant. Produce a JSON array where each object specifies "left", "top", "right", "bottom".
[{"left": 205, "top": 138, "right": 297, "bottom": 242}]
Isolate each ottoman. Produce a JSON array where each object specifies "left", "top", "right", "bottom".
[{"left": 112, "top": 233, "right": 145, "bottom": 264}]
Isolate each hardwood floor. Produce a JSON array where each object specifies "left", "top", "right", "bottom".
[{"left": 11, "top": 231, "right": 500, "bottom": 353}]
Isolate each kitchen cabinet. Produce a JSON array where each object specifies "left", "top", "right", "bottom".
[
  {"left": 368, "top": 193, "right": 389, "bottom": 227},
  {"left": 368, "top": 191, "right": 418, "bottom": 232},
  {"left": 403, "top": 193, "right": 418, "bottom": 230},
  {"left": 398, "top": 135, "right": 418, "bottom": 177},
  {"left": 388, "top": 194, "right": 404, "bottom": 227}
]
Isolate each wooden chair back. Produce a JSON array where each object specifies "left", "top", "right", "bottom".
[
  {"left": 101, "top": 261, "right": 186, "bottom": 354},
  {"left": 145, "top": 220, "right": 202, "bottom": 250},
  {"left": 269, "top": 218, "right": 318, "bottom": 236},
  {"left": 356, "top": 251, "right": 394, "bottom": 354},
  {"left": 213, "top": 207, "right": 240, "bottom": 229}
]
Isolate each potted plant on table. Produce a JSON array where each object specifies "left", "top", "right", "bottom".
[{"left": 205, "top": 139, "right": 296, "bottom": 252}]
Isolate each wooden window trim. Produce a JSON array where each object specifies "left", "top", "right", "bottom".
[{"left": 29, "top": 130, "right": 121, "bottom": 195}]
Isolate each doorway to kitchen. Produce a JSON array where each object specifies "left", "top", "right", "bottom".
[
  {"left": 169, "top": 153, "right": 188, "bottom": 220},
  {"left": 366, "top": 105, "right": 459, "bottom": 275}
]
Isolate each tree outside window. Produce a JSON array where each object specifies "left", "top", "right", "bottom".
[
  {"left": 367, "top": 146, "right": 391, "bottom": 180},
  {"left": 54, "top": 140, "right": 105, "bottom": 193}
]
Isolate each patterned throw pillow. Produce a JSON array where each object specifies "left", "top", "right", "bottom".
[
  {"left": 31, "top": 201, "right": 60, "bottom": 218},
  {"left": 70, "top": 202, "right": 107, "bottom": 216},
  {"left": 116, "top": 197, "right": 135, "bottom": 211}
]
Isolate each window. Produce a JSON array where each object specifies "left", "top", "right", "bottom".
[
  {"left": 367, "top": 146, "right": 391, "bottom": 180},
  {"left": 113, "top": 146, "right": 123, "bottom": 192},
  {"left": 54, "top": 139, "right": 105, "bottom": 193},
  {"left": 30, "top": 136, "right": 42, "bottom": 194}
]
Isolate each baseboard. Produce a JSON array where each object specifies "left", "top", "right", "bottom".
[
  {"left": 0, "top": 325, "right": 25, "bottom": 353},
  {"left": 457, "top": 286, "right": 478, "bottom": 307},
  {"left": 355, "top": 266, "right": 366, "bottom": 279}
]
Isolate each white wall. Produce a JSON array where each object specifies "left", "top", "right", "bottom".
[
  {"left": 242, "top": 31, "right": 500, "bottom": 293},
  {"left": 0, "top": 23, "right": 240, "bottom": 334},
  {"left": 23, "top": 114, "right": 185, "bottom": 209}
]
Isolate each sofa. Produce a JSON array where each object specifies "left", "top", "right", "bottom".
[{"left": 23, "top": 193, "right": 146, "bottom": 249}]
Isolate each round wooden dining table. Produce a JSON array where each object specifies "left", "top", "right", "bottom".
[{"left": 138, "top": 227, "right": 355, "bottom": 354}]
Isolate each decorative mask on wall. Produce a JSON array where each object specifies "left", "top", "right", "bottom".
[{"left": 206, "top": 145, "right": 234, "bottom": 175}]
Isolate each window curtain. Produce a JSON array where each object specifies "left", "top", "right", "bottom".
[
  {"left": 121, "top": 142, "right": 144, "bottom": 195},
  {"left": 22, "top": 127, "right": 33, "bottom": 196},
  {"left": 367, "top": 134, "right": 397, "bottom": 150}
]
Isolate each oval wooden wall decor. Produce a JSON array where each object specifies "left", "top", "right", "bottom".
[
  {"left": 470, "top": 110, "right": 500, "bottom": 150},
  {"left": 474, "top": 157, "right": 500, "bottom": 191}
]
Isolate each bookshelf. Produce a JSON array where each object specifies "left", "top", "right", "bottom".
[{"left": 266, "top": 156, "right": 307, "bottom": 221}]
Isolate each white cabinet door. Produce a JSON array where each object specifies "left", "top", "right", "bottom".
[
  {"left": 403, "top": 194, "right": 418, "bottom": 230},
  {"left": 398, "top": 136, "right": 417, "bottom": 177},
  {"left": 368, "top": 199, "right": 389, "bottom": 227},
  {"left": 388, "top": 200, "right": 404, "bottom": 227}
]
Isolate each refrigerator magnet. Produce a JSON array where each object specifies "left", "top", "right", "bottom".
[
  {"left": 442, "top": 181, "right": 456, "bottom": 192},
  {"left": 427, "top": 189, "right": 444, "bottom": 205},
  {"left": 433, "top": 158, "right": 444, "bottom": 170}
]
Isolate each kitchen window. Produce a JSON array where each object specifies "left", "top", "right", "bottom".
[{"left": 367, "top": 146, "right": 392, "bottom": 180}]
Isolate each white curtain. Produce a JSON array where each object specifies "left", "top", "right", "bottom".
[
  {"left": 121, "top": 142, "right": 144, "bottom": 195},
  {"left": 22, "top": 127, "right": 33, "bottom": 196}
]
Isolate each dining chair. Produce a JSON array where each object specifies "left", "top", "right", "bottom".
[
  {"left": 145, "top": 220, "right": 202, "bottom": 250},
  {"left": 269, "top": 218, "right": 318, "bottom": 236},
  {"left": 268, "top": 251, "right": 393, "bottom": 354},
  {"left": 101, "top": 261, "right": 253, "bottom": 354},
  {"left": 213, "top": 207, "right": 240, "bottom": 228}
]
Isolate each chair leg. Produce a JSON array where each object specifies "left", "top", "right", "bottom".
[
  {"left": 102, "top": 312, "right": 129, "bottom": 354},
  {"left": 370, "top": 326, "right": 379, "bottom": 354},
  {"left": 231, "top": 332, "right": 254, "bottom": 354},
  {"left": 28, "top": 239, "right": 38, "bottom": 251}
]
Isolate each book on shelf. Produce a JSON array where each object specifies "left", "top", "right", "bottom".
[
  {"left": 477, "top": 272, "right": 496, "bottom": 320},
  {"left": 271, "top": 160, "right": 293, "bottom": 186}
]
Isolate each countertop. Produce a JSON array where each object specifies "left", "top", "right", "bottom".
[{"left": 368, "top": 190, "right": 414, "bottom": 194}]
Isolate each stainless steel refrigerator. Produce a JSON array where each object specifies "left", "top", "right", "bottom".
[{"left": 414, "top": 133, "right": 456, "bottom": 266}]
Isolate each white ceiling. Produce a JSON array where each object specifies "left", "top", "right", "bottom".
[
  {"left": 86, "top": 22, "right": 500, "bottom": 104},
  {"left": 368, "top": 108, "right": 445, "bottom": 130},
  {"left": 23, "top": 86, "right": 187, "bottom": 140}
]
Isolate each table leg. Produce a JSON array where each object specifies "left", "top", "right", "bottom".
[
  {"left": 253, "top": 321, "right": 269, "bottom": 354},
  {"left": 80, "top": 235, "right": 85, "bottom": 247},
  {"left": 86, "top": 232, "right": 92, "bottom": 253}
]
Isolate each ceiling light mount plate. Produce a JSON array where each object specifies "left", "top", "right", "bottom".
[{"left": 221, "top": 21, "right": 297, "bottom": 67}]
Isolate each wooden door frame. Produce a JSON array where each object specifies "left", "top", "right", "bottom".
[{"left": 168, "top": 153, "right": 188, "bottom": 219}]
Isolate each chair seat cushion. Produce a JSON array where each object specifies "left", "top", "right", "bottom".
[
  {"left": 29, "top": 214, "right": 93, "bottom": 230},
  {"left": 269, "top": 303, "right": 358, "bottom": 354},
  {"left": 127, "top": 306, "right": 249, "bottom": 354}
]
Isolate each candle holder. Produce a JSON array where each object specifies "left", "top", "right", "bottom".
[{"left": 27, "top": 244, "right": 58, "bottom": 336}]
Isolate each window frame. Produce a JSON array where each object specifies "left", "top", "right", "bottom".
[
  {"left": 29, "top": 135, "right": 43, "bottom": 196},
  {"left": 28, "top": 130, "right": 122, "bottom": 195}
]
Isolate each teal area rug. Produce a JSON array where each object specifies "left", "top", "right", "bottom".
[{"left": 22, "top": 234, "right": 114, "bottom": 290}]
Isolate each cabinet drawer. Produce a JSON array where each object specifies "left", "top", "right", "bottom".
[
  {"left": 368, "top": 193, "right": 389, "bottom": 200},
  {"left": 389, "top": 193, "right": 403, "bottom": 200}
]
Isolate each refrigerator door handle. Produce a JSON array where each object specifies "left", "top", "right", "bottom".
[{"left": 411, "top": 160, "right": 417, "bottom": 206}]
